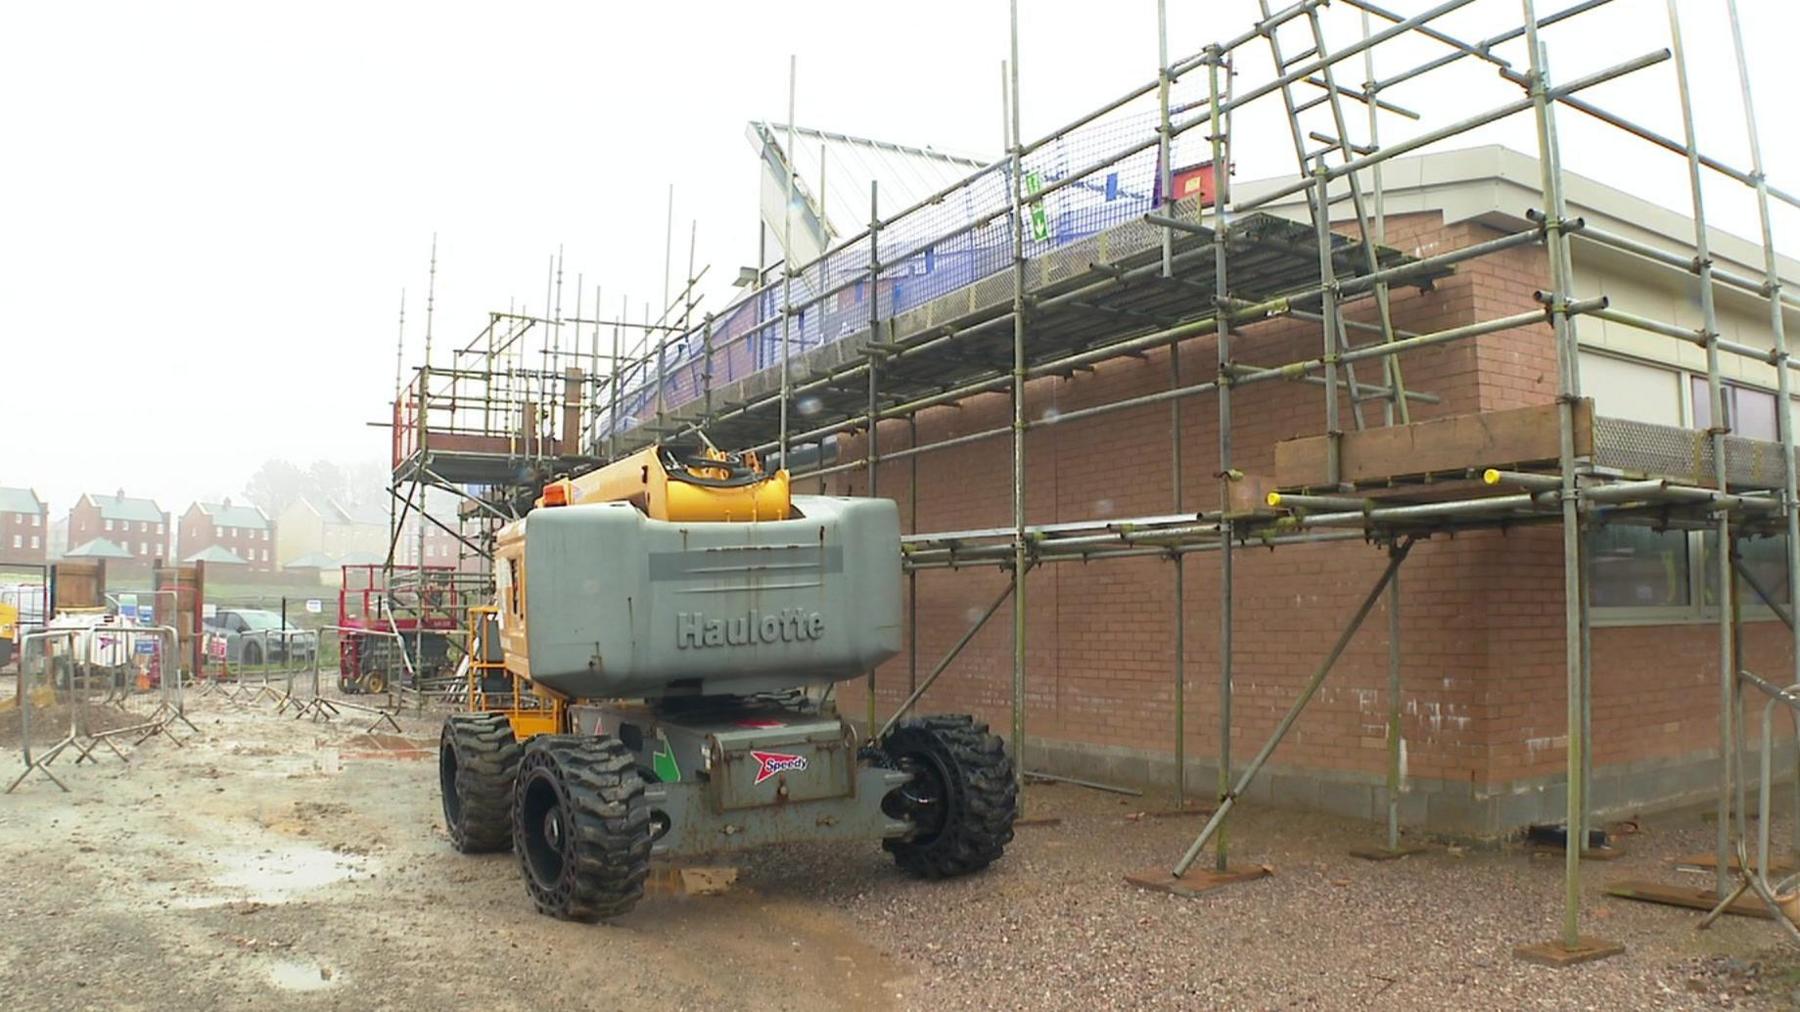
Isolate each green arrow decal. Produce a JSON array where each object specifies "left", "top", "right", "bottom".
[
  {"left": 1025, "top": 170, "right": 1049, "bottom": 242},
  {"left": 652, "top": 734, "right": 682, "bottom": 783}
]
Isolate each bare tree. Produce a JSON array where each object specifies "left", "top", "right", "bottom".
[
  {"left": 307, "top": 460, "right": 349, "bottom": 506},
  {"left": 243, "top": 459, "right": 307, "bottom": 517}
]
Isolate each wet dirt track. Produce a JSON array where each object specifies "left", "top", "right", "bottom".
[{"left": 0, "top": 698, "right": 1794, "bottom": 1010}]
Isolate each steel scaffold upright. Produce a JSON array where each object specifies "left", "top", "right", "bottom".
[{"left": 385, "top": 244, "right": 663, "bottom": 708}]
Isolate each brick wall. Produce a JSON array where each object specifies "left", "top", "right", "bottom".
[{"left": 814, "top": 211, "right": 1750, "bottom": 834}]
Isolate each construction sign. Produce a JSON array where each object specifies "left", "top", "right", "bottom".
[
  {"left": 1169, "top": 161, "right": 1224, "bottom": 208},
  {"left": 1025, "top": 171, "right": 1049, "bottom": 241}
]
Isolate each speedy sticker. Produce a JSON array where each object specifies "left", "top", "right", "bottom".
[{"left": 751, "top": 750, "right": 808, "bottom": 784}]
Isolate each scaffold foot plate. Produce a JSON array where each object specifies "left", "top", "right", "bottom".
[
  {"left": 1606, "top": 881, "right": 1774, "bottom": 920},
  {"left": 1144, "top": 803, "right": 1216, "bottom": 821},
  {"left": 1348, "top": 845, "right": 1425, "bottom": 861},
  {"left": 1124, "top": 864, "right": 1270, "bottom": 898},
  {"left": 1513, "top": 937, "right": 1624, "bottom": 967},
  {"left": 646, "top": 866, "right": 740, "bottom": 896},
  {"left": 1528, "top": 844, "right": 1627, "bottom": 862},
  {"left": 1015, "top": 815, "right": 1063, "bottom": 828},
  {"left": 1674, "top": 851, "right": 1797, "bottom": 875}
]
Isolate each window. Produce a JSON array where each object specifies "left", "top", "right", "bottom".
[
  {"left": 261, "top": 549, "right": 268, "bottom": 562},
  {"left": 29, "top": 536, "right": 38, "bottom": 549},
  {"left": 1691, "top": 377, "right": 1779, "bottom": 440},
  {"left": 140, "top": 542, "right": 148, "bottom": 556},
  {"left": 1584, "top": 353, "right": 1683, "bottom": 426},
  {"left": 1585, "top": 352, "right": 1693, "bottom": 618},
  {"left": 1591, "top": 528, "right": 1689, "bottom": 608},
  {"left": 1586, "top": 350, "right": 1796, "bottom": 623},
  {"left": 31, "top": 514, "right": 39, "bottom": 527},
  {"left": 138, "top": 521, "right": 147, "bottom": 533},
  {"left": 156, "top": 523, "right": 164, "bottom": 535},
  {"left": 104, "top": 519, "right": 113, "bottom": 532},
  {"left": 506, "top": 558, "right": 522, "bottom": 615},
  {"left": 9, "top": 535, "right": 17, "bottom": 549},
  {"left": 1692, "top": 531, "right": 1792, "bottom": 610}
]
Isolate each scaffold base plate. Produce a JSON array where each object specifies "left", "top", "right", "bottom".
[
  {"left": 1674, "top": 851, "right": 1797, "bottom": 875},
  {"left": 1124, "top": 864, "right": 1270, "bottom": 898},
  {"left": 1348, "top": 845, "right": 1425, "bottom": 861},
  {"left": 1141, "top": 803, "right": 1213, "bottom": 820},
  {"left": 1606, "top": 881, "right": 1775, "bottom": 920},
  {"left": 1015, "top": 815, "right": 1064, "bottom": 828},
  {"left": 1527, "top": 844, "right": 1627, "bottom": 862},
  {"left": 1513, "top": 937, "right": 1625, "bottom": 967}
]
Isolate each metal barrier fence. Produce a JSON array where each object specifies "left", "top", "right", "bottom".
[
  {"left": 7, "top": 623, "right": 188, "bottom": 793},
  {"left": 211, "top": 627, "right": 317, "bottom": 707},
  {"left": 284, "top": 625, "right": 410, "bottom": 733},
  {"left": 1700, "top": 669, "right": 1800, "bottom": 942},
  {"left": 182, "top": 624, "right": 416, "bottom": 734}
]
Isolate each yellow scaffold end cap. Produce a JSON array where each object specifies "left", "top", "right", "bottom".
[
  {"left": 1266, "top": 491, "right": 1284, "bottom": 507},
  {"left": 1482, "top": 468, "right": 1502, "bottom": 486}
]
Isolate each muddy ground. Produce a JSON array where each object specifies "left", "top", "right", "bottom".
[{"left": 0, "top": 694, "right": 1795, "bottom": 1010}]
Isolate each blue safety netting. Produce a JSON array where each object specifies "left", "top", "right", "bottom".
[{"left": 601, "top": 76, "right": 1206, "bottom": 443}]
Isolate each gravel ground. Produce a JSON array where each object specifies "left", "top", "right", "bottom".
[{"left": 0, "top": 697, "right": 1794, "bottom": 1010}]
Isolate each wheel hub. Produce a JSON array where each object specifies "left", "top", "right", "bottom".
[
  {"left": 520, "top": 770, "right": 568, "bottom": 894},
  {"left": 891, "top": 754, "right": 951, "bottom": 841}
]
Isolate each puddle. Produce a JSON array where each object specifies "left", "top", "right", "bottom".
[
  {"left": 267, "top": 958, "right": 339, "bottom": 992},
  {"left": 174, "top": 841, "right": 371, "bottom": 908}
]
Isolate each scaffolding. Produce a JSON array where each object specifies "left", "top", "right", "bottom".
[
  {"left": 390, "top": 0, "right": 1800, "bottom": 961},
  {"left": 386, "top": 244, "right": 661, "bottom": 695}
]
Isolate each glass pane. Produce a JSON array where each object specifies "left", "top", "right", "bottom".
[
  {"left": 1591, "top": 527, "right": 1690, "bottom": 608},
  {"left": 1691, "top": 375, "right": 1714, "bottom": 430},
  {"left": 1736, "top": 388, "right": 1778, "bottom": 441},
  {"left": 1581, "top": 353, "right": 1682, "bottom": 425},
  {"left": 1691, "top": 379, "right": 1779, "bottom": 440},
  {"left": 1700, "top": 533, "right": 1791, "bottom": 608}
]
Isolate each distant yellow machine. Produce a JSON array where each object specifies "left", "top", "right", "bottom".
[{"left": 0, "top": 600, "right": 17, "bottom": 669}]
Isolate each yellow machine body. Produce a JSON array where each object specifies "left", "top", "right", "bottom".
[
  {"left": 464, "top": 604, "right": 562, "bottom": 739},
  {"left": 0, "top": 600, "right": 16, "bottom": 668},
  {"left": 537, "top": 444, "right": 790, "bottom": 522}
]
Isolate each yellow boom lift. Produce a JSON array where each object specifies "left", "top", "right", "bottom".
[{"left": 440, "top": 443, "right": 1017, "bottom": 921}]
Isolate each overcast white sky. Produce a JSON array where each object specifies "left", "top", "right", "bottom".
[{"left": 4, "top": 0, "right": 1798, "bottom": 520}]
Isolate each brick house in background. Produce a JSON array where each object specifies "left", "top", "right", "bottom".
[
  {"left": 179, "top": 499, "right": 275, "bottom": 573},
  {"left": 395, "top": 510, "right": 480, "bottom": 572},
  {"left": 0, "top": 487, "right": 48, "bottom": 566},
  {"left": 66, "top": 491, "right": 170, "bottom": 572},
  {"left": 277, "top": 497, "right": 388, "bottom": 570}
]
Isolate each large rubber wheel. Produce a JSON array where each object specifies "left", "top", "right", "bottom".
[
  {"left": 513, "top": 735, "right": 652, "bottom": 922},
  {"left": 363, "top": 669, "right": 389, "bottom": 694},
  {"left": 440, "top": 713, "right": 525, "bottom": 853},
  {"left": 880, "top": 715, "right": 1018, "bottom": 879}
]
